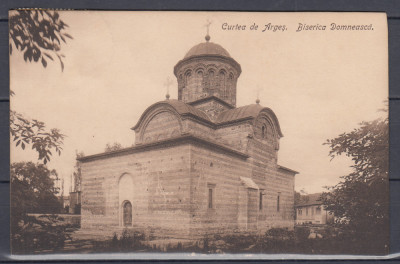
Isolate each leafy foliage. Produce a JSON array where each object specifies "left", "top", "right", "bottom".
[
  {"left": 11, "top": 214, "right": 71, "bottom": 254},
  {"left": 325, "top": 118, "right": 388, "bottom": 183},
  {"left": 10, "top": 111, "right": 65, "bottom": 164},
  {"left": 105, "top": 142, "right": 123, "bottom": 152},
  {"left": 11, "top": 162, "right": 62, "bottom": 216},
  {"left": 9, "top": 10, "right": 69, "bottom": 162},
  {"left": 9, "top": 10, "right": 72, "bottom": 254},
  {"left": 321, "top": 116, "right": 389, "bottom": 253},
  {"left": 81, "top": 226, "right": 386, "bottom": 255},
  {"left": 11, "top": 162, "right": 65, "bottom": 254},
  {"left": 9, "top": 10, "right": 73, "bottom": 71},
  {"left": 93, "top": 229, "right": 146, "bottom": 253}
]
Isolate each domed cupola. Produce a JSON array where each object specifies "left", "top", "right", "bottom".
[
  {"left": 174, "top": 35, "right": 241, "bottom": 107},
  {"left": 184, "top": 41, "right": 231, "bottom": 59}
]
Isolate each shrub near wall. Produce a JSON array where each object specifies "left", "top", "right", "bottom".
[
  {"left": 12, "top": 215, "right": 71, "bottom": 254},
  {"left": 89, "top": 226, "right": 387, "bottom": 254}
]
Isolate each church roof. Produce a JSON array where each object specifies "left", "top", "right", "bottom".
[
  {"left": 131, "top": 99, "right": 211, "bottom": 130},
  {"left": 184, "top": 41, "right": 231, "bottom": 59},
  {"left": 133, "top": 100, "right": 283, "bottom": 138},
  {"left": 166, "top": 99, "right": 211, "bottom": 121},
  {"left": 216, "top": 104, "right": 263, "bottom": 123},
  {"left": 215, "top": 104, "right": 284, "bottom": 137}
]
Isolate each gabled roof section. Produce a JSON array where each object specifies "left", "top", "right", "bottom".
[
  {"left": 188, "top": 95, "right": 235, "bottom": 109},
  {"left": 216, "top": 104, "right": 283, "bottom": 137},
  {"left": 132, "top": 100, "right": 283, "bottom": 138},
  {"left": 216, "top": 104, "right": 262, "bottom": 123},
  {"left": 132, "top": 99, "right": 211, "bottom": 130},
  {"left": 278, "top": 165, "right": 299, "bottom": 175}
]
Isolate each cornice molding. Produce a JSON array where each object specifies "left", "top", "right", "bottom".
[{"left": 78, "top": 133, "right": 249, "bottom": 163}]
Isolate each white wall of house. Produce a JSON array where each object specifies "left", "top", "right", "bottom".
[{"left": 295, "top": 205, "right": 333, "bottom": 225}]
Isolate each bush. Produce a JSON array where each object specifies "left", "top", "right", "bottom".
[
  {"left": 294, "top": 226, "right": 310, "bottom": 241},
  {"left": 265, "top": 228, "right": 294, "bottom": 240},
  {"left": 101, "top": 229, "right": 146, "bottom": 252},
  {"left": 11, "top": 214, "right": 70, "bottom": 254},
  {"left": 214, "top": 233, "right": 257, "bottom": 253}
]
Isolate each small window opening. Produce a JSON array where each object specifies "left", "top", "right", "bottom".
[
  {"left": 208, "top": 188, "right": 213, "bottom": 209},
  {"left": 262, "top": 125, "right": 266, "bottom": 138},
  {"left": 277, "top": 193, "right": 280, "bottom": 212}
]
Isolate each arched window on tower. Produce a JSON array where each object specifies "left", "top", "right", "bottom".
[
  {"left": 228, "top": 73, "right": 235, "bottom": 103},
  {"left": 195, "top": 70, "right": 204, "bottom": 96},
  {"left": 208, "top": 69, "right": 215, "bottom": 91},
  {"left": 219, "top": 70, "right": 226, "bottom": 99},
  {"left": 178, "top": 74, "right": 183, "bottom": 100},
  {"left": 228, "top": 73, "right": 234, "bottom": 83},
  {"left": 262, "top": 125, "right": 266, "bottom": 139},
  {"left": 184, "top": 70, "right": 193, "bottom": 101},
  {"left": 185, "top": 71, "right": 192, "bottom": 86}
]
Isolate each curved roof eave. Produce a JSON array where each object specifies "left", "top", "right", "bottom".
[
  {"left": 215, "top": 104, "right": 284, "bottom": 137},
  {"left": 259, "top": 107, "right": 284, "bottom": 137},
  {"left": 131, "top": 100, "right": 211, "bottom": 131},
  {"left": 184, "top": 42, "right": 231, "bottom": 59}
]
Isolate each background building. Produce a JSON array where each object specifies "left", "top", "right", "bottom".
[{"left": 295, "top": 193, "right": 334, "bottom": 225}]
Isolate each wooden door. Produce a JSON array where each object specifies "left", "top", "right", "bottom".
[{"left": 123, "top": 201, "right": 132, "bottom": 226}]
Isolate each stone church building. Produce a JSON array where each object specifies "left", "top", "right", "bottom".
[{"left": 79, "top": 34, "right": 298, "bottom": 240}]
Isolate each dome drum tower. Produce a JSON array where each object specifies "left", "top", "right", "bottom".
[{"left": 174, "top": 37, "right": 241, "bottom": 119}]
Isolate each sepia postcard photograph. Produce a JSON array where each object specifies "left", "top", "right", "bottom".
[{"left": 9, "top": 11, "right": 389, "bottom": 258}]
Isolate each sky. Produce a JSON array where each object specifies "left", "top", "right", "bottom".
[{"left": 10, "top": 12, "right": 388, "bottom": 194}]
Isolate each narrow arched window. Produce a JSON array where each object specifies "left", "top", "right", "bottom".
[
  {"left": 262, "top": 125, "right": 266, "bottom": 139},
  {"left": 179, "top": 74, "right": 183, "bottom": 87},
  {"left": 196, "top": 70, "right": 203, "bottom": 93},
  {"left": 208, "top": 70, "right": 215, "bottom": 90},
  {"left": 185, "top": 71, "right": 192, "bottom": 86},
  {"left": 219, "top": 70, "right": 226, "bottom": 98}
]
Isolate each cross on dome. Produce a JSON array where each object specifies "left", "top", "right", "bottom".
[
  {"left": 164, "top": 77, "right": 173, "bottom": 100},
  {"left": 204, "top": 19, "right": 212, "bottom": 42},
  {"left": 256, "top": 88, "right": 261, "bottom": 104}
]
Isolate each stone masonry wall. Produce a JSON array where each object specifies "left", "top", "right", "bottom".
[
  {"left": 188, "top": 144, "right": 251, "bottom": 238},
  {"left": 81, "top": 144, "right": 192, "bottom": 239}
]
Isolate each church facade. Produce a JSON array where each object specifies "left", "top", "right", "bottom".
[{"left": 78, "top": 34, "right": 298, "bottom": 240}]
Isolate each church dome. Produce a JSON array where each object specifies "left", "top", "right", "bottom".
[
  {"left": 184, "top": 42, "right": 231, "bottom": 59},
  {"left": 174, "top": 35, "right": 241, "bottom": 108}
]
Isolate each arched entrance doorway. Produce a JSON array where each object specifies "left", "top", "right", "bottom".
[{"left": 122, "top": 201, "right": 132, "bottom": 227}]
